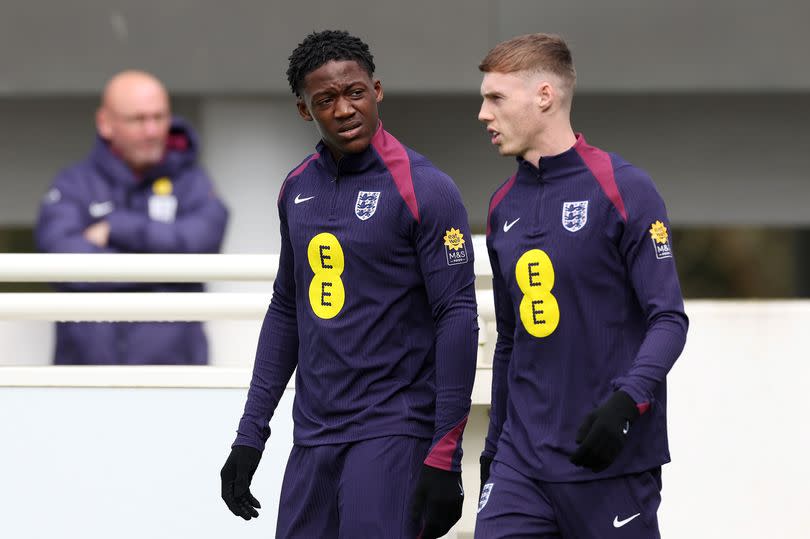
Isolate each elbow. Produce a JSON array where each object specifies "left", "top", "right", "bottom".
[{"left": 431, "top": 282, "right": 478, "bottom": 322}]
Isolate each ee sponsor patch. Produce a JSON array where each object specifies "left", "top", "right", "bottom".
[{"left": 307, "top": 232, "right": 345, "bottom": 319}]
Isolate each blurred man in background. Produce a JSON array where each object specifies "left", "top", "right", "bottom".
[
  {"left": 220, "top": 30, "right": 478, "bottom": 538},
  {"left": 475, "top": 34, "right": 688, "bottom": 538},
  {"left": 35, "top": 70, "right": 228, "bottom": 365}
]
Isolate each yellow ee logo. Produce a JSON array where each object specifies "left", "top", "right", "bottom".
[
  {"left": 307, "top": 233, "right": 345, "bottom": 319},
  {"left": 515, "top": 249, "right": 560, "bottom": 338}
]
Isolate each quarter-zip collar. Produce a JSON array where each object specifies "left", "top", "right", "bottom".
[
  {"left": 315, "top": 121, "right": 390, "bottom": 179},
  {"left": 515, "top": 133, "right": 589, "bottom": 183}
]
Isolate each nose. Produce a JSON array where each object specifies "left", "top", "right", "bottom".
[
  {"left": 143, "top": 117, "right": 164, "bottom": 138},
  {"left": 144, "top": 121, "right": 159, "bottom": 137},
  {"left": 141, "top": 113, "right": 169, "bottom": 139},
  {"left": 335, "top": 96, "right": 354, "bottom": 119},
  {"left": 478, "top": 101, "right": 492, "bottom": 123}
]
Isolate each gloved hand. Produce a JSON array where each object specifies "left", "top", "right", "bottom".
[
  {"left": 410, "top": 464, "right": 464, "bottom": 539},
  {"left": 479, "top": 454, "right": 493, "bottom": 495},
  {"left": 570, "top": 391, "right": 640, "bottom": 472},
  {"left": 220, "top": 445, "right": 262, "bottom": 520}
]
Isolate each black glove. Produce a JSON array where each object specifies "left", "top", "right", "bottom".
[
  {"left": 410, "top": 464, "right": 464, "bottom": 539},
  {"left": 479, "top": 455, "right": 493, "bottom": 495},
  {"left": 220, "top": 445, "right": 262, "bottom": 520},
  {"left": 570, "top": 391, "right": 640, "bottom": 473}
]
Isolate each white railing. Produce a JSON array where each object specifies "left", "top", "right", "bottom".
[
  {"left": 0, "top": 253, "right": 495, "bottom": 320},
  {"left": 0, "top": 253, "right": 279, "bottom": 282}
]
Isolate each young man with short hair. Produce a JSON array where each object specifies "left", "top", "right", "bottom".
[
  {"left": 475, "top": 33, "right": 688, "bottom": 538},
  {"left": 221, "top": 30, "right": 478, "bottom": 539}
]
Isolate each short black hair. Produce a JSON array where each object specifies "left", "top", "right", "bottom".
[{"left": 286, "top": 30, "right": 376, "bottom": 97}]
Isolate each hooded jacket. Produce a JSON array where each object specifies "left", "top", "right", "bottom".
[{"left": 35, "top": 117, "right": 228, "bottom": 365}]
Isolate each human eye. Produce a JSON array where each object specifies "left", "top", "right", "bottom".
[{"left": 349, "top": 88, "right": 365, "bottom": 98}]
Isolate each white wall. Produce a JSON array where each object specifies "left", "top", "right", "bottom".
[
  {"left": 2, "top": 302, "right": 808, "bottom": 538},
  {"left": 0, "top": 385, "right": 295, "bottom": 539},
  {"left": 197, "top": 97, "right": 315, "bottom": 254},
  {"left": 660, "top": 301, "right": 810, "bottom": 538}
]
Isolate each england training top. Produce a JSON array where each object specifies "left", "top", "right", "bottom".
[
  {"left": 483, "top": 134, "right": 688, "bottom": 482},
  {"left": 235, "top": 124, "right": 478, "bottom": 472}
]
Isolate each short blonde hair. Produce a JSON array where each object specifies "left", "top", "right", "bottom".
[{"left": 479, "top": 33, "right": 576, "bottom": 89}]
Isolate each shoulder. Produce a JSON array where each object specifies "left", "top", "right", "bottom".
[
  {"left": 486, "top": 173, "right": 518, "bottom": 236},
  {"left": 488, "top": 173, "right": 517, "bottom": 214},
  {"left": 609, "top": 153, "right": 666, "bottom": 219},
  {"left": 50, "top": 159, "right": 97, "bottom": 194},
  {"left": 573, "top": 140, "right": 634, "bottom": 222},
  {"left": 411, "top": 159, "right": 458, "bottom": 195},
  {"left": 410, "top": 160, "right": 464, "bottom": 215},
  {"left": 396, "top": 143, "right": 458, "bottom": 194},
  {"left": 610, "top": 153, "right": 655, "bottom": 190},
  {"left": 278, "top": 152, "right": 320, "bottom": 205}
]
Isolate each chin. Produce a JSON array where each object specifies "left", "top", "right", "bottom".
[{"left": 341, "top": 137, "right": 372, "bottom": 155}]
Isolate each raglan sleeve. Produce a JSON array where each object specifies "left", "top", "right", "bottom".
[
  {"left": 611, "top": 166, "right": 689, "bottom": 411},
  {"left": 412, "top": 166, "right": 479, "bottom": 473}
]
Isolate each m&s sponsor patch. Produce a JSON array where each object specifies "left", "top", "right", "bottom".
[
  {"left": 649, "top": 220, "right": 672, "bottom": 259},
  {"left": 443, "top": 227, "right": 468, "bottom": 266}
]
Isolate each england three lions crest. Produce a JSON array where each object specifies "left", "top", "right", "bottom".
[
  {"left": 562, "top": 200, "right": 588, "bottom": 232},
  {"left": 355, "top": 191, "right": 381, "bottom": 221}
]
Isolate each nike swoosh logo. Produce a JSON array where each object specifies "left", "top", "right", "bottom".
[
  {"left": 613, "top": 513, "right": 641, "bottom": 528},
  {"left": 503, "top": 218, "right": 520, "bottom": 232},
  {"left": 294, "top": 194, "right": 315, "bottom": 204}
]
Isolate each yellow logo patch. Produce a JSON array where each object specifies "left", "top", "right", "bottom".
[
  {"left": 649, "top": 220, "right": 668, "bottom": 244},
  {"left": 515, "top": 249, "right": 560, "bottom": 338},
  {"left": 649, "top": 220, "right": 673, "bottom": 259},
  {"left": 443, "top": 228, "right": 465, "bottom": 251},
  {"left": 443, "top": 227, "right": 468, "bottom": 266},
  {"left": 152, "top": 177, "right": 173, "bottom": 196},
  {"left": 307, "top": 233, "right": 346, "bottom": 319}
]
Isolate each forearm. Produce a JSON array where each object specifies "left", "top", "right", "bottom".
[
  {"left": 107, "top": 202, "right": 227, "bottom": 253},
  {"left": 483, "top": 336, "right": 511, "bottom": 458},
  {"left": 613, "top": 312, "right": 688, "bottom": 407},
  {"left": 234, "top": 300, "right": 299, "bottom": 452},
  {"left": 424, "top": 283, "right": 478, "bottom": 472}
]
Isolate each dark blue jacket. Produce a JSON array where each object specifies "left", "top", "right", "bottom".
[{"left": 35, "top": 118, "right": 228, "bottom": 365}]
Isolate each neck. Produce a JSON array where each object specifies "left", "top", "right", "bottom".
[
  {"left": 326, "top": 145, "right": 344, "bottom": 163},
  {"left": 522, "top": 120, "right": 577, "bottom": 167}
]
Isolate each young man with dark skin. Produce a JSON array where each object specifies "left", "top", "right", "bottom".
[
  {"left": 220, "top": 30, "right": 478, "bottom": 538},
  {"left": 474, "top": 34, "right": 688, "bottom": 538}
]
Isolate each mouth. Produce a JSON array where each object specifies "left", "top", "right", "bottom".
[
  {"left": 338, "top": 121, "right": 364, "bottom": 139},
  {"left": 487, "top": 127, "right": 502, "bottom": 145}
]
